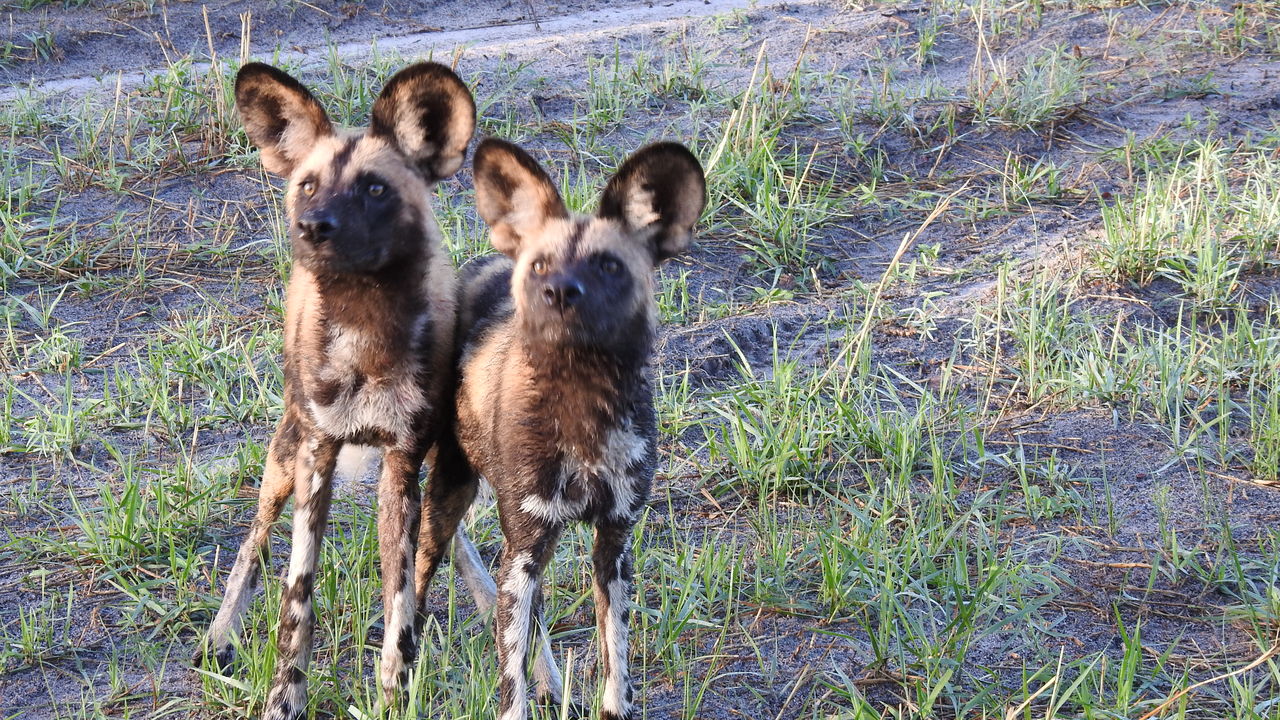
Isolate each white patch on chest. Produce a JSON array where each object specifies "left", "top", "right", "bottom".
[
  {"left": 308, "top": 324, "right": 428, "bottom": 445},
  {"left": 519, "top": 425, "right": 649, "bottom": 522}
]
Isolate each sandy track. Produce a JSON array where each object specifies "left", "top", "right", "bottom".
[{"left": 0, "top": 0, "right": 820, "bottom": 102}]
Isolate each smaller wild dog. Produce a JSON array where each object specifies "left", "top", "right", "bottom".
[
  {"left": 194, "top": 62, "right": 474, "bottom": 720},
  {"left": 414, "top": 139, "right": 706, "bottom": 720}
]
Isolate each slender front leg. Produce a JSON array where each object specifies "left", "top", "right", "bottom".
[
  {"left": 264, "top": 436, "right": 339, "bottom": 720},
  {"left": 494, "top": 521, "right": 561, "bottom": 720},
  {"left": 593, "top": 523, "right": 636, "bottom": 720},
  {"left": 199, "top": 415, "right": 302, "bottom": 668},
  {"left": 452, "top": 529, "right": 566, "bottom": 705},
  {"left": 377, "top": 446, "right": 425, "bottom": 707},
  {"left": 418, "top": 437, "right": 565, "bottom": 707}
]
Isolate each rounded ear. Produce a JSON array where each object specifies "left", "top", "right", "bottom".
[
  {"left": 369, "top": 62, "right": 476, "bottom": 183},
  {"left": 473, "top": 138, "right": 568, "bottom": 257},
  {"left": 598, "top": 142, "right": 706, "bottom": 263},
  {"left": 235, "top": 62, "right": 333, "bottom": 176}
]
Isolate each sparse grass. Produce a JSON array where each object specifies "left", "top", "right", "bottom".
[
  {"left": 723, "top": 143, "right": 844, "bottom": 270},
  {"left": 965, "top": 259, "right": 1280, "bottom": 482},
  {"left": 1, "top": 0, "right": 91, "bottom": 8},
  {"left": 968, "top": 46, "right": 1089, "bottom": 130},
  {"left": 695, "top": 55, "right": 849, "bottom": 273},
  {"left": 4, "top": 2, "right": 1280, "bottom": 720},
  {"left": 844, "top": 69, "right": 957, "bottom": 143},
  {"left": 1096, "top": 143, "right": 1280, "bottom": 308}
]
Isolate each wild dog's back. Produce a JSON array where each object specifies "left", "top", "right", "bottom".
[{"left": 456, "top": 254, "right": 516, "bottom": 359}]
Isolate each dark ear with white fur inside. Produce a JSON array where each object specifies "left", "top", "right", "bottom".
[
  {"left": 235, "top": 62, "right": 334, "bottom": 176},
  {"left": 369, "top": 62, "right": 476, "bottom": 182},
  {"left": 473, "top": 138, "right": 569, "bottom": 257},
  {"left": 598, "top": 142, "right": 706, "bottom": 263}
]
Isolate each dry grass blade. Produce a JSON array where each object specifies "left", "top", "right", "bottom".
[{"left": 1136, "top": 642, "right": 1280, "bottom": 720}]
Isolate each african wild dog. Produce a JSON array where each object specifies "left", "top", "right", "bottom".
[
  {"left": 193, "top": 61, "right": 475, "bottom": 719},
  {"left": 414, "top": 139, "right": 706, "bottom": 720}
]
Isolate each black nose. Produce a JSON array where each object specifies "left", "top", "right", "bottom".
[
  {"left": 542, "top": 277, "right": 585, "bottom": 309},
  {"left": 297, "top": 212, "right": 338, "bottom": 243}
]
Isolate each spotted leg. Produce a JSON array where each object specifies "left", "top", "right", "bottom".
[
  {"left": 593, "top": 523, "right": 636, "bottom": 720},
  {"left": 418, "top": 433, "right": 567, "bottom": 705},
  {"left": 198, "top": 415, "right": 302, "bottom": 669},
  {"left": 494, "top": 521, "right": 561, "bottom": 720},
  {"left": 452, "top": 529, "right": 566, "bottom": 706},
  {"left": 377, "top": 447, "right": 426, "bottom": 708},
  {"left": 263, "top": 436, "right": 339, "bottom": 720}
]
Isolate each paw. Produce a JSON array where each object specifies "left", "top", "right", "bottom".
[
  {"left": 600, "top": 683, "right": 635, "bottom": 720},
  {"left": 262, "top": 698, "right": 304, "bottom": 720},
  {"left": 378, "top": 655, "right": 413, "bottom": 714},
  {"left": 263, "top": 687, "right": 306, "bottom": 720},
  {"left": 191, "top": 641, "right": 236, "bottom": 672},
  {"left": 379, "top": 682, "right": 407, "bottom": 717}
]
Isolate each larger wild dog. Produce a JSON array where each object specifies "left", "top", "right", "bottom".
[
  {"left": 194, "top": 61, "right": 474, "bottom": 720},
  {"left": 415, "top": 139, "right": 706, "bottom": 720}
]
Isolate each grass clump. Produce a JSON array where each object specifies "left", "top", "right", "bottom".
[
  {"left": 1096, "top": 144, "right": 1280, "bottom": 308},
  {"left": 965, "top": 261, "right": 1280, "bottom": 477},
  {"left": 698, "top": 56, "right": 848, "bottom": 272},
  {"left": 969, "top": 46, "right": 1088, "bottom": 129}
]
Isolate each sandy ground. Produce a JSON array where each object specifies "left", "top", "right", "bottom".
[{"left": 2, "top": 0, "right": 1279, "bottom": 718}]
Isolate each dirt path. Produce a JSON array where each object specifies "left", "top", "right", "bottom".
[{"left": 1, "top": 0, "right": 812, "bottom": 101}]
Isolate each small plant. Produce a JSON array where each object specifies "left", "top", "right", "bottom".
[
  {"left": 1159, "top": 71, "right": 1220, "bottom": 100},
  {"left": 841, "top": 68, "right": 957, "bottom": 142},
  {"left": 725, "top": 142, "right": 843, "bottom": 270},
  {"left": 969, "top": 46, "right": 1088, "bottom": 129},
  {"left": 0, "top": 30, "right": 57, "bottom": 65},
  {"left": 1247, "top": 364, "right": 1280, "bottom": 482},
  {"left": 912, "top": 16, "right": 945, "bottom": 66}
]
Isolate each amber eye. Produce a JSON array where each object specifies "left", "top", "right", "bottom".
[
  {"left": 532, "top": 260, "right": 548, "bottom": 275},
  {"left": 368, "top": 183, "right": 385, "bottom": 197},
  {"left": 301, "top": 180, "right": 316, "bottom": 196},
  {"left": 601, "top": 258, "right": 621, "bottom": 275}
]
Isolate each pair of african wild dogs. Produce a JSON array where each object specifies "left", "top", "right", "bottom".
[{"left": 194, "top": 60, "right": 705, "bottom": 720}]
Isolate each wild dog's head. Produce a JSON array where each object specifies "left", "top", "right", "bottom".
[
  {"left": 473, "top": 139, "right": 705, "bottom": 352},
  {"left": 235, "top": 62, "right": 475, "bottom": 275}
]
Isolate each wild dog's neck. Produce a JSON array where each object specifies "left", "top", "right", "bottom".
[
  {"left": 524, "top": 340, "right": 648, "bottom": 454},
  {"left": 520, "top": 313, "right": 654, "bottom": 388},
  {"left": 303, "top": 255, "right": 430, "bottom": 333},
  {"left": 520, "top": 316, "right": 653, "bottom": 443},
  {"left": 524, "top": 341, "right": 649, "bottom": 382}
]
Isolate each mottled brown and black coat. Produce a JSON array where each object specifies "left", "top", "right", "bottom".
[
  {"left": 194, "top": 61, "right": 475, "bottom": 720},
  {"left": 415, "top": 139, "right": 706, "bottom": 720}
]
